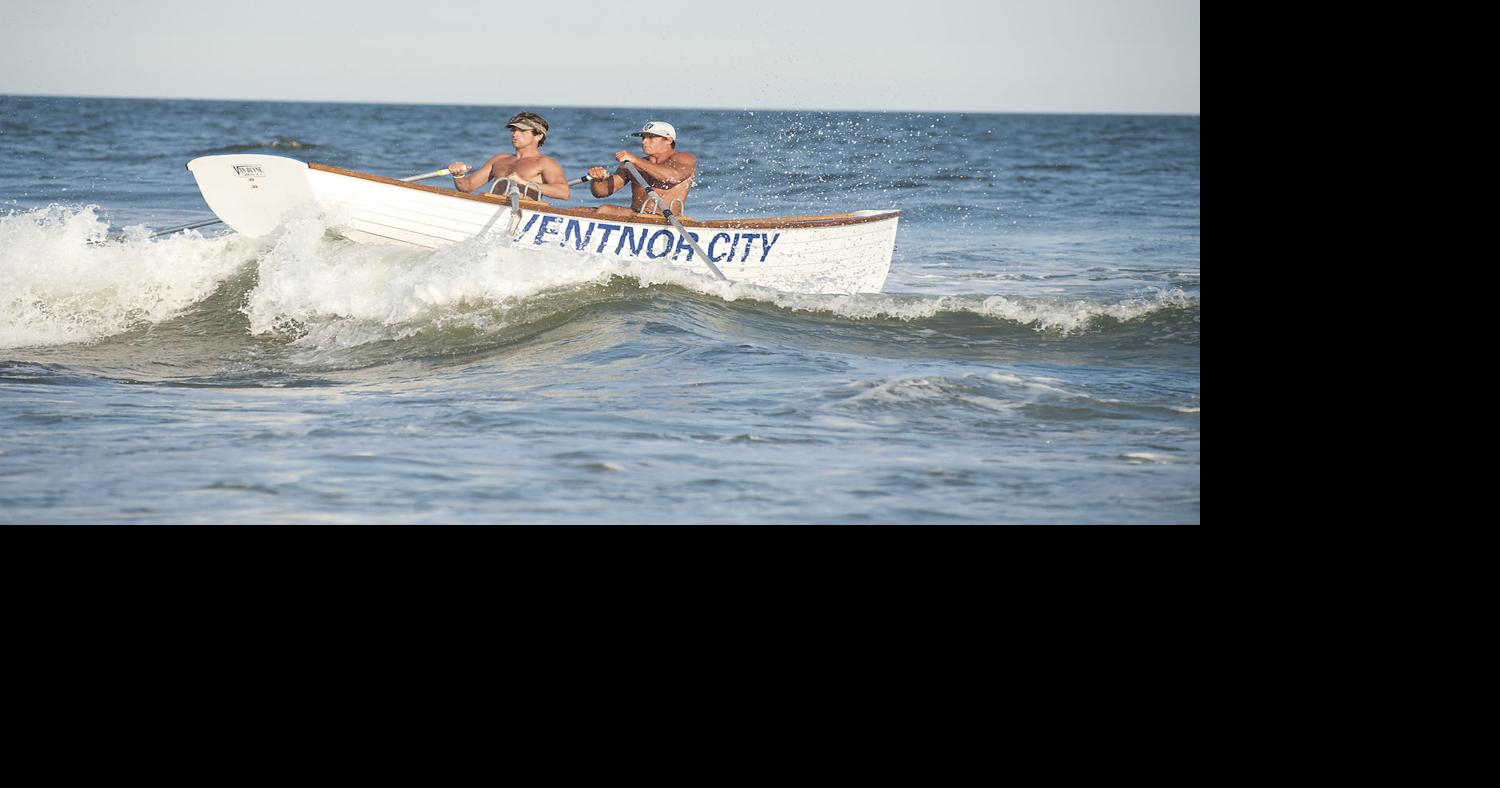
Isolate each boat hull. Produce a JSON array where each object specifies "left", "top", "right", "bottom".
[{"left": 187, "top": 154, "right": 899, "bottom": 293}]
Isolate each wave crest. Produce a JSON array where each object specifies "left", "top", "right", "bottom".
[
  {"left": 755, "top": 288, "right": 1195, "bottom": 334},
  {"left": 0, "top": 205, "right": 254, "bottom": 349},
  {"left": 4, "top": 205, "right": 1197, "bottom": 354}
]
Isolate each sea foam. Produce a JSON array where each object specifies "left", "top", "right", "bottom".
[
  {"left": 0, "top": 205, "right": 254, "bottom": 349},
  {"left": 4, "top": 203, "right": 1196, "bottom": 354}
]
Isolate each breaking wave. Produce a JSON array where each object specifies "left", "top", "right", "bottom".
[
  {"left": 2, "top": 204, "right": 1198, "bottom": 355},
  {"left": 0, "top": 205, "right": 257, "bottom": 349}
]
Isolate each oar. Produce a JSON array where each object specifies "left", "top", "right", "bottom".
[
  {"left": 499, "top": 179, "right": 524, "bottom": 235},
  {"left": 92, "top": 216, "right": 224, "bottom": 244},
  {"left": 146, "top": 217, "right": 233, "bottom": 239},
  {"left": 620, "top": 161, "right": 728, "bottom": 282}
]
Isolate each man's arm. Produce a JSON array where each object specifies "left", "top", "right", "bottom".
[
  {"left": 587, "top": 165, "right": 627, "bottom": 198},
  {"left": 616, "top": 151, "right": 696, "bottom": 187},
  {"left": 451, "top": 154, "right": 508, "bottom": 193}
]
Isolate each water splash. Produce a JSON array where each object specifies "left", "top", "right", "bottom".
[
  {"left": 0, "top": 205, "right": 256, "bottom": 349},
  {"left": 3, "top": 203, "right": 1196, "bottom": 355}
]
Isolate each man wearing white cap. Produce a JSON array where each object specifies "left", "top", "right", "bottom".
[
  {"left": 447, "top": 111, "right": 571, "bottom": 200},
  {"left": 586, "top": 121, "right": 697, "bottom": 218}
]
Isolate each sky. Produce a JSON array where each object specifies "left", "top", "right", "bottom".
[{"left": 0, "top": 0, "right": 1199, "bottom": 114}]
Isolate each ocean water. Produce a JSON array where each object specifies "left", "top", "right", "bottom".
[{"left": 0, "top": 96, "right": 1200, "bottom": 524}]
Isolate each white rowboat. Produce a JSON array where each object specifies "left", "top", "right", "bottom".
[{"left": 186, "top": 154, "right": 901, "bottom": 294}]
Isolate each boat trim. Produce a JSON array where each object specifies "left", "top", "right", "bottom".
[{"left": 307, "top": 162, "right": 901, "bottom": 230}]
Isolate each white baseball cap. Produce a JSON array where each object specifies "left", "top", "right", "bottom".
[{"left": 631, "top": 121, "right": 677, "bottom": 141}]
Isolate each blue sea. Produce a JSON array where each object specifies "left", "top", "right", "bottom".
[{"left": 0, "top": 96, "right": 1199, "bottom": 524}]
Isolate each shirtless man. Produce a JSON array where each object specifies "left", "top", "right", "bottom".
[
  {"left": 586, "top": 121, "right": 696, "bottom": 218},
  {"left": 448, "top": 112, "right": 570, "bottom": 200}
]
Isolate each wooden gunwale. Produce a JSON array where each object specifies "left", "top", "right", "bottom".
[{"left": 308, "top": 162, "right": 900, "bottom": 231}]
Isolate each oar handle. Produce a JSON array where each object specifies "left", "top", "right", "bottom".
[{"left": 621, "top": 162, "right": 727, "bottom": 282}]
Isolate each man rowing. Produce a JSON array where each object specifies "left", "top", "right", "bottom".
[
  {"left": 586, "top": 121, "right": 696, "bottom": 218},
  {"left": 448, "top": 111, "right": 571, "bottom": 200}
]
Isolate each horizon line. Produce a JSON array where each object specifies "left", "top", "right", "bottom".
[{"left": 0, "top": 91, "right": 1202, "bottom": 118}]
